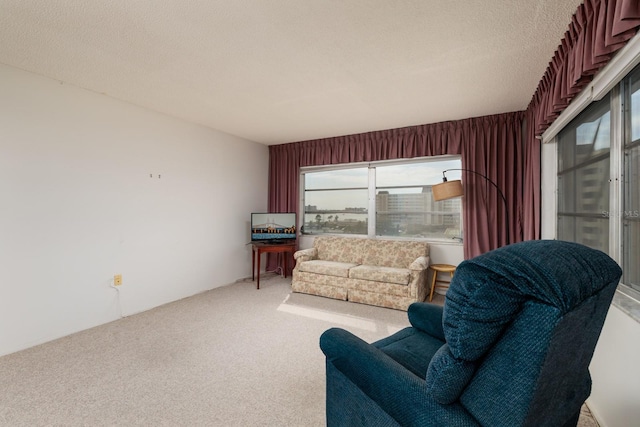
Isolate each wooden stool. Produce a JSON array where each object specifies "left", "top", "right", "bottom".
[{"left": 428, "top": 264, "right": 456, "bottom": 302}]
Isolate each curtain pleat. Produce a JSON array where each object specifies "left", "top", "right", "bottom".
[
  {"left": 269, "top": 112, "right": 524, "bottom": 260},
  {"left": 523, "top": 0, "right": 640, "bottom": 242},
  {"left": 528, "top": 0, "right": 640, "bottom": 137},
  {"left": 459, "top": 114, "right": 524, "bottom": 257},
  {"left": 267, "top": 0, "right": 640, "bottom": 262}
]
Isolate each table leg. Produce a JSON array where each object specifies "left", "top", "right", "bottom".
[
  {"left": 256, "top": 248, "right": 261, "bottom": 290},
  {"left": 428, "top": 269, "right": 437, "bottom": 302},
  {"left": 252, "top": 247, "right": 255, "bottom": 281},
  {"left": 284, "top": 254, "right": 288, "bottom": 278}
]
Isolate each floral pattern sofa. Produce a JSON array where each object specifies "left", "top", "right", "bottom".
[{"left": 291, "top": 236, "right": 430, "bottom": 310}]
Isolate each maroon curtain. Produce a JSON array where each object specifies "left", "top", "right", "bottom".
[
  {"left": 268, "top": 0, "right": 640, "bottom": 266},
  {"left": 269, "top": 112, "right": 524, "bottom": 260},
  {"left": 522, "top": 111, "right": 541, "bottom": 241},
  {"left": 457, "top": 113, "right": 524, "bottom": 258},
  {"left": 523, "top": 0, "right": 640, "bottom": 240}
]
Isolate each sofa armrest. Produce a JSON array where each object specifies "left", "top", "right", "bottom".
[
  {"left": 293, "top": 247, "right": 317, "bottom": 262},
  {"left": 407, "top": 303, "right": 445, "bottom": 341},
  {"left": 409, "top": 256, "right": 430, "bottom": 271}
]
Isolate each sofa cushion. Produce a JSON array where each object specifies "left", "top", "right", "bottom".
[
  {"left": 315, "top": 236, "right": 366, "bottom": 264},
  {"left": 351, "top": 279, "right": 409, "bottom": 296},
  {"left": 362, "top": 239, "right": 429, "bottom": 268},
  {"left": 349, "top": 265, "right": 410, "bottom": 285},
  {"left": 298, "top": 260, "right": 358, "bottom": 278}
]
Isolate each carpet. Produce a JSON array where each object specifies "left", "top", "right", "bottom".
[{"left": 0, "top": 273, "right": 599, "bottom": 426}]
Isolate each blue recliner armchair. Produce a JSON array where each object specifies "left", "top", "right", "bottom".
[{"left": 320, "top": 240, "right": 622, "bottom": 426}]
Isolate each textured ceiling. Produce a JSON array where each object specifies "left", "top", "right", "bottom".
[{"left": 0, "top": 1, "right": 583, "bottom": 145}]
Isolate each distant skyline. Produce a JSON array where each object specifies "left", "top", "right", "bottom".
[{"left": 304, "top": 160, "right": 461, "bottom": 210}]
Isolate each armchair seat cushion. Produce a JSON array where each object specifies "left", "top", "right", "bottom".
[
  {"left": 297, "top": 260, "right": 357, "bottom": 278},
  {"left": 349, "top": 265, "right": 410, "bottom": 285},
  {"left": 373, "top": 327, "right": 444, "bottom": 378}
]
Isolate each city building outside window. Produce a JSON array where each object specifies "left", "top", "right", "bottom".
[
  {"left": 301, "top": 157, "right": 462, "bottom": 241},
  {"left": 623, "top": 67, "right": 640, "bottom": 291},
  {"left": 557, "top": 65, "right": 640, "bottom": 293},
  {"left": 557, "top": 95, "right": 611, "bottom": 254}
]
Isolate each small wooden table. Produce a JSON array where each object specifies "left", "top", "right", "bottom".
[
  {"left": 428, "top": 264, "right": 456, "bottom": 302},
  {"left": 251, "top": 241, "right": 296, "bottom": 289}
]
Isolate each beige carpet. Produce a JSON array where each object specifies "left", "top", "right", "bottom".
[{"left": 0, "top": 273, "right": 598, "bottom": 426}]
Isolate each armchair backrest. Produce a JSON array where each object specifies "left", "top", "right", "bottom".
[{"left": 428, "top": 240, "right": 621, "bottom": 426}]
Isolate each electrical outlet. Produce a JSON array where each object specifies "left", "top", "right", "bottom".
[{"left": 114, "top": 274, "right": 122, "bottom": 286}]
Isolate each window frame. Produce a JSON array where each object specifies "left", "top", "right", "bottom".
[
  {"left": 551, "top": 65, "right": 640, "bottom": 321},
  {"left": 299, "top": 156, "right": 463, "bottom": 243}
]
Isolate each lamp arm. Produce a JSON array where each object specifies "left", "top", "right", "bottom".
[{"left": 443, "top": 168, "right": 510, "bottom": 244}]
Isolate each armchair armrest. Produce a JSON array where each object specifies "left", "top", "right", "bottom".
[
  {"left": 320, "top": 328, "right": 477, "bottom": 426},
  {"left": 409, "top": 256, "right": 429, "bottom": 271},
  {"left": 320, "top": 328, "right": 427, "bottom": 425},
  {"left": 407, "top": 303, "right": 445, "bottom": 341}
]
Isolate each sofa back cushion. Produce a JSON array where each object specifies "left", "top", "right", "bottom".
[
  {"left": 362, "top": 239, "right": 429, "bottom": 268},
  {"left": 314, "top": 236, "right": 366, "bottom": 264}
]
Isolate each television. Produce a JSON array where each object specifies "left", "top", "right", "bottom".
[{"left": 251, "top": 212, "right": 297, "bottom": 243}]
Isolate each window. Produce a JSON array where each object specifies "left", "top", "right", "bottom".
[
  {"left": 624, "top": 67, "right": 640, "bottom": 290},
  {"left": 303, "top": 168, "right": 369, "bottom": 235},
  {"left": 557, "top": 95, "right": 611, "bottom": 254},
  {"left": 301, "top": 157, "right": 462, "bottom": 241},
  {"left": 557, "top": 65, "right": 640, "bottom": 293}
]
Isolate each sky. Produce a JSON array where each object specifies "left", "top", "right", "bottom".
[{"left": 304, "top": 159, "right": 462, "bottom": 210}]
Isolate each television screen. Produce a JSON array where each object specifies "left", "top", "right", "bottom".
[{"left": 251, "top": 212, "right": 297, "bottom": 243}]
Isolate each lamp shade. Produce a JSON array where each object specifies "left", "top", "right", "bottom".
[{"left": 432, "top": 180, "right": 464, "bottom": 201}]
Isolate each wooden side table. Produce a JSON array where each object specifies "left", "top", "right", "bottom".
[
  {"left": 251, "top": 241, "right": 296, "bottom": 289},
  {"left": 428, "top": 264, "right": 456, "bottom": 302}
]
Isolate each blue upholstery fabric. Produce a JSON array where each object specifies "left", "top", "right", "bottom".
[
  {"left": 320, "top": 240, "right": 622, "bottom": 427},
  {"left": 406, "top": 302, "right": 445, "bottom": 341},
  {"left": 443, "top": 240, "right": 621, "bottom": 361},
  {"left": 425, "top": 344, "right": 475, "bottom": 404},
  {"left": 373, "top": 327, "right": 443, "bottom": 378}
]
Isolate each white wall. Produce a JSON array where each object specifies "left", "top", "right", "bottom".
[
  {"left": 588, "top": 306, "right": 640, "bottom": 427},
  {"left": 0, "top": 64, "right": 269, "bottom": 356},
  {"left": 541, "top": 141, "right": 640, "bottom": 427}
]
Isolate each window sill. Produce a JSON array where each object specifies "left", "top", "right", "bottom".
[{"left": 613, "top": 284, "right": 640, "bottom": 324}]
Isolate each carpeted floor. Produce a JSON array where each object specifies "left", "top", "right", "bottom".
[{"left": 0, "top": 273, "right": 598, "bottom": 426}]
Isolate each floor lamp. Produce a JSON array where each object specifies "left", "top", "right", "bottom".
[{"left": 431, "top": 168, "right": 510, "bottom": 245}]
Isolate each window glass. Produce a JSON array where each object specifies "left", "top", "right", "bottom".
[
  {"left": 304, "top": 168, "right": 368, "bottom": 190},
  {"left": 557, "top": 65, "right": 640, "bottom": 294},
  {"left": 303, "top": 168, "right": 368, "bottom": 235},
  {"left": 558, "top": 102, "right": 610, "bottom": 172},
  {"left": 557, "top": 95, "right": 610, "bottom": 254},
  {"left": 375, "top": 161, "right": 461, "bottom": 238},
  {"left": 630, "top": 72, "right": 640, "bottom": 142},
  {"left": 623, "top": 143, "right": 640, "bottom": 288},
  {"left": 557, "top": 216, "right": 609, "bottom": 253},
  {"left": 302, "top": 157, "right": 462, "bottom": 241},
  {"left": 624, "top": 68, "right": 640, "bottom": 291}
]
